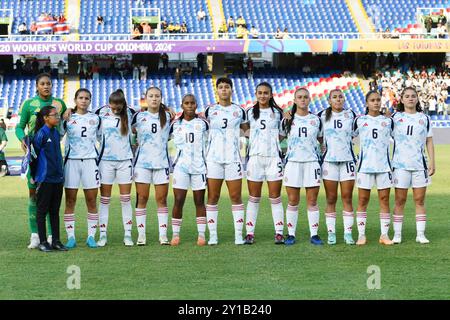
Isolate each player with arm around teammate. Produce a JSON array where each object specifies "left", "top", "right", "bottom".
[
  {"left": 317, "top": 89, "right": 357, "bottom": 245},
  {"left": 132, "top": 87, "right": 172, "bottom": 245},
  {"left": 62, "top": 89, "right": 101, "bottom": 249},
  {"left": 282, "top": 88, "right": 324, "bottom": 246},
  {"left": 15, "top": 73, "right": 67, "bottom": 249},
  {"left": 353, "top": 90, "right": 395, "bottom": 246},
  {"left": 95, "top": 89, "right": 136, "bottom": 247},
  {"left": 391, "top": 87, "right": 435, "bottom": 244},
  {"left": 204, "top": 77, "right": 250, "bottom": 245},
  {"left": 169, "top": 94, "right": 209, "bottom": 246},
  {"left": 243, "top": 82, "right": 285, "bottom": 245}
]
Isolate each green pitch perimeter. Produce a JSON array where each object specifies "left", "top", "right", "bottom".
[{"left": 0, "top": 146, "right": 449, "bottom": 300}]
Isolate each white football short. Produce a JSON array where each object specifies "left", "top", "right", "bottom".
[
  {"left": 64, "top": 159, "right": 100, "bottom": 189},
  {"left": 172, "top": 168, "right": 207, "bottom": 191},
  {"left": 206, "top": 161, "right": 243, "bottom": 181},
  {"left": 283, "top": 161, "right": 321, "bottom": 188},
  {"left": 98, "top": 159, "right": 133, "bottom": 185},
  {"left": 134, "top": 167, "right": 170, "bottom": 185},
  {"left": 393, "top": 168, "right": 431, "bottom": 189},
  {"left": 246, "top": 155, "right": 283, "bottom": 182},
  {"left": 356, "top": 172, "right": 392, "bottom": 190},
  {"left": 322, "top": 161, "right": 356, "bottom": 182}
]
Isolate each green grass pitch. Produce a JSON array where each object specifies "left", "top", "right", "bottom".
[{"left": 0, "top": 145, "right": 449, "bottom": 300}]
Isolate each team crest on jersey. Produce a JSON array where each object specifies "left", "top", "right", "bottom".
[
  {"left": 419, "top": 119, "right": 424, "bottom": 125},
  {"left": 177, "top": 127, "right": 182, "bottom": 132},
  {"left": 233, "top": 111, "right": 239, "bottom": 117},
  {"left": 270, "top": 113, "right": 276, "bottom": 119},
  {"left": 344, "top": 113, "right": 349, "bottom": 119},
  {"left": 310, "top": 120, "right": 316, "bottom": 126},
  {"left": 89, "top": 119, "right": 96, "bottom": 126},
  {"left": 195, "top": 124, "right": 202, "bottom": 130},
  {"left": 381, "top": 122, "right": 387, "bottom": 127}
]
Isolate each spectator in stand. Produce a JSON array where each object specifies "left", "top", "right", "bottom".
[
  {"left": 30, "top": 22, "right": 37, "bottom": 35},
  {"left": 391, "top": 28, "right": 400, "bottom": 39},
  {"left": 246, "top": 57, "right": 254, "bottom": 80},
  {"left": 197, "top": 8, "right": 206, "bottom": 21},
  {"left": 425, "top": 15, "right": 433, "bottom": 33},
  {"left": 382, "top": 27, "right": 391, "bottom": 38},
  {"left": 438, "top": 9, "right": 447, "bottom": 26},
  {"left": 132, "top": 24, "right": 143, "bottom": 39},
  {"left": 437, "top": 97, "right": 446, "bottom": 115},
  {"left": 236, "top": 25, "right": 247, "bottom": 39},
  {"left": 58, "top": 14, "right": 66, "bottom": 24},
  {"left": 18, "top": 23, "right": 29, "bottom": 35},
  {"left": 97, "top": 15, "right": 104, "bottom": 25},
  {"left": 218, "top": 21, "right": 228, "bottom": 38},
  {"left": 437, "top": 23, "right": 447, "bottom": 38},
  {"left": 275, "top": 27, "right": 283, "bottom": 39},
  {"left": 227, "top": 16, "right": 235, "bottom": 30},
  {"left": 14, "top": 59, "right": 23, "bottom": 76},
  {"left": 180, "top": 22, "right": 188, "bottom": 33},
  {"left": 91, "top": 62, "right": 100, "bottom": 80},
  {"left": 282, "top": 28, "right": 290, "bottom": 39},
  {"left": 142, "top": 22, "right": 152, "bottom": 36},
  {"left": 136, "top": 0, "right": 145, "bottom": 6},
  {"left": 161, "top": 53, "right": 169, "bottom": 70},
  {"left": 197, "top": 53, "right": 205, "bottom": 73},
  {"left": 161, "top": 20, "right": 168, "bottom": 32},
  {"left": 32, "top": 58, "right": 39, "bottom": 75},
  {"left": 140, "top": 64, "right": 148, "bottom": 80},
  {"left": 250, "top": 26, "right": 259, "bottom": 38},
  {"left": 133, "top": 65, "right": 140, "bottom": 80},
  {"left": 57, "top": 60, "right": 65, "bottom": 80},
  {"left": 175, "top": 65, "right": 182, "bottom": 87},
  {"left": 236, "top": 16, "right": 246, "bottom": 28}
]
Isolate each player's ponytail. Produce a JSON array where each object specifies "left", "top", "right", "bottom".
[
  {"left": 34, "top": 105, "right": 55, "bottom": 134},
  {"left": 109, "top": 89, "right": 129, "bottom": 136},
  {"left": 397, "top": 86, "right": 423, "bottom": 113},
  {"left": 285, "top": 103, "right": 297, "bottom": 135}
]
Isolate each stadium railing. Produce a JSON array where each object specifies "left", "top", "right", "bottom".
[{"left": 0, "top": 32, "right": 446, "bottom": 42}]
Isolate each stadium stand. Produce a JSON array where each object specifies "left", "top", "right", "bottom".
[
  {"left": 221, "top": 0, "right": 358, "bottom": 36},
  {"left": 0, "top": 0, "right": 66, "bottom": 35},
  {"left": 79, "top": 0, "right": 212, "bottom": 36},
  {"left": 362, "top": 0, "right": 450, "bottom": 33}
]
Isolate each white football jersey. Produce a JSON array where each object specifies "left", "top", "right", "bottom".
[
  {"left": 354, "top": 114, "right": 393, "bottom": 173},
  {"left": 391, "top": 112, "right": 432, "bottom": 170},
  {"left": 205, "top": 103, "right": 248, "bottom": 164},
  {"left": 246, "top": 106, "right": 283, "bottom": 157},
  {"left": 96, "top": 105, "right": 135, "bottom": 161},
  {"left": 63, "top": 112, "right": 100, "bottom": 160},
  {"left": 282, "top": 113, "right": 322, "bottom": 163},
  {"left": 318, "top": 109, "right": 357, "bottom": 162},
  {"left": 131, "top": 110, "right": 171, "bottom": 169},
  {"left": 170, "top": 116, "right": 209, "bottom": 175}
]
